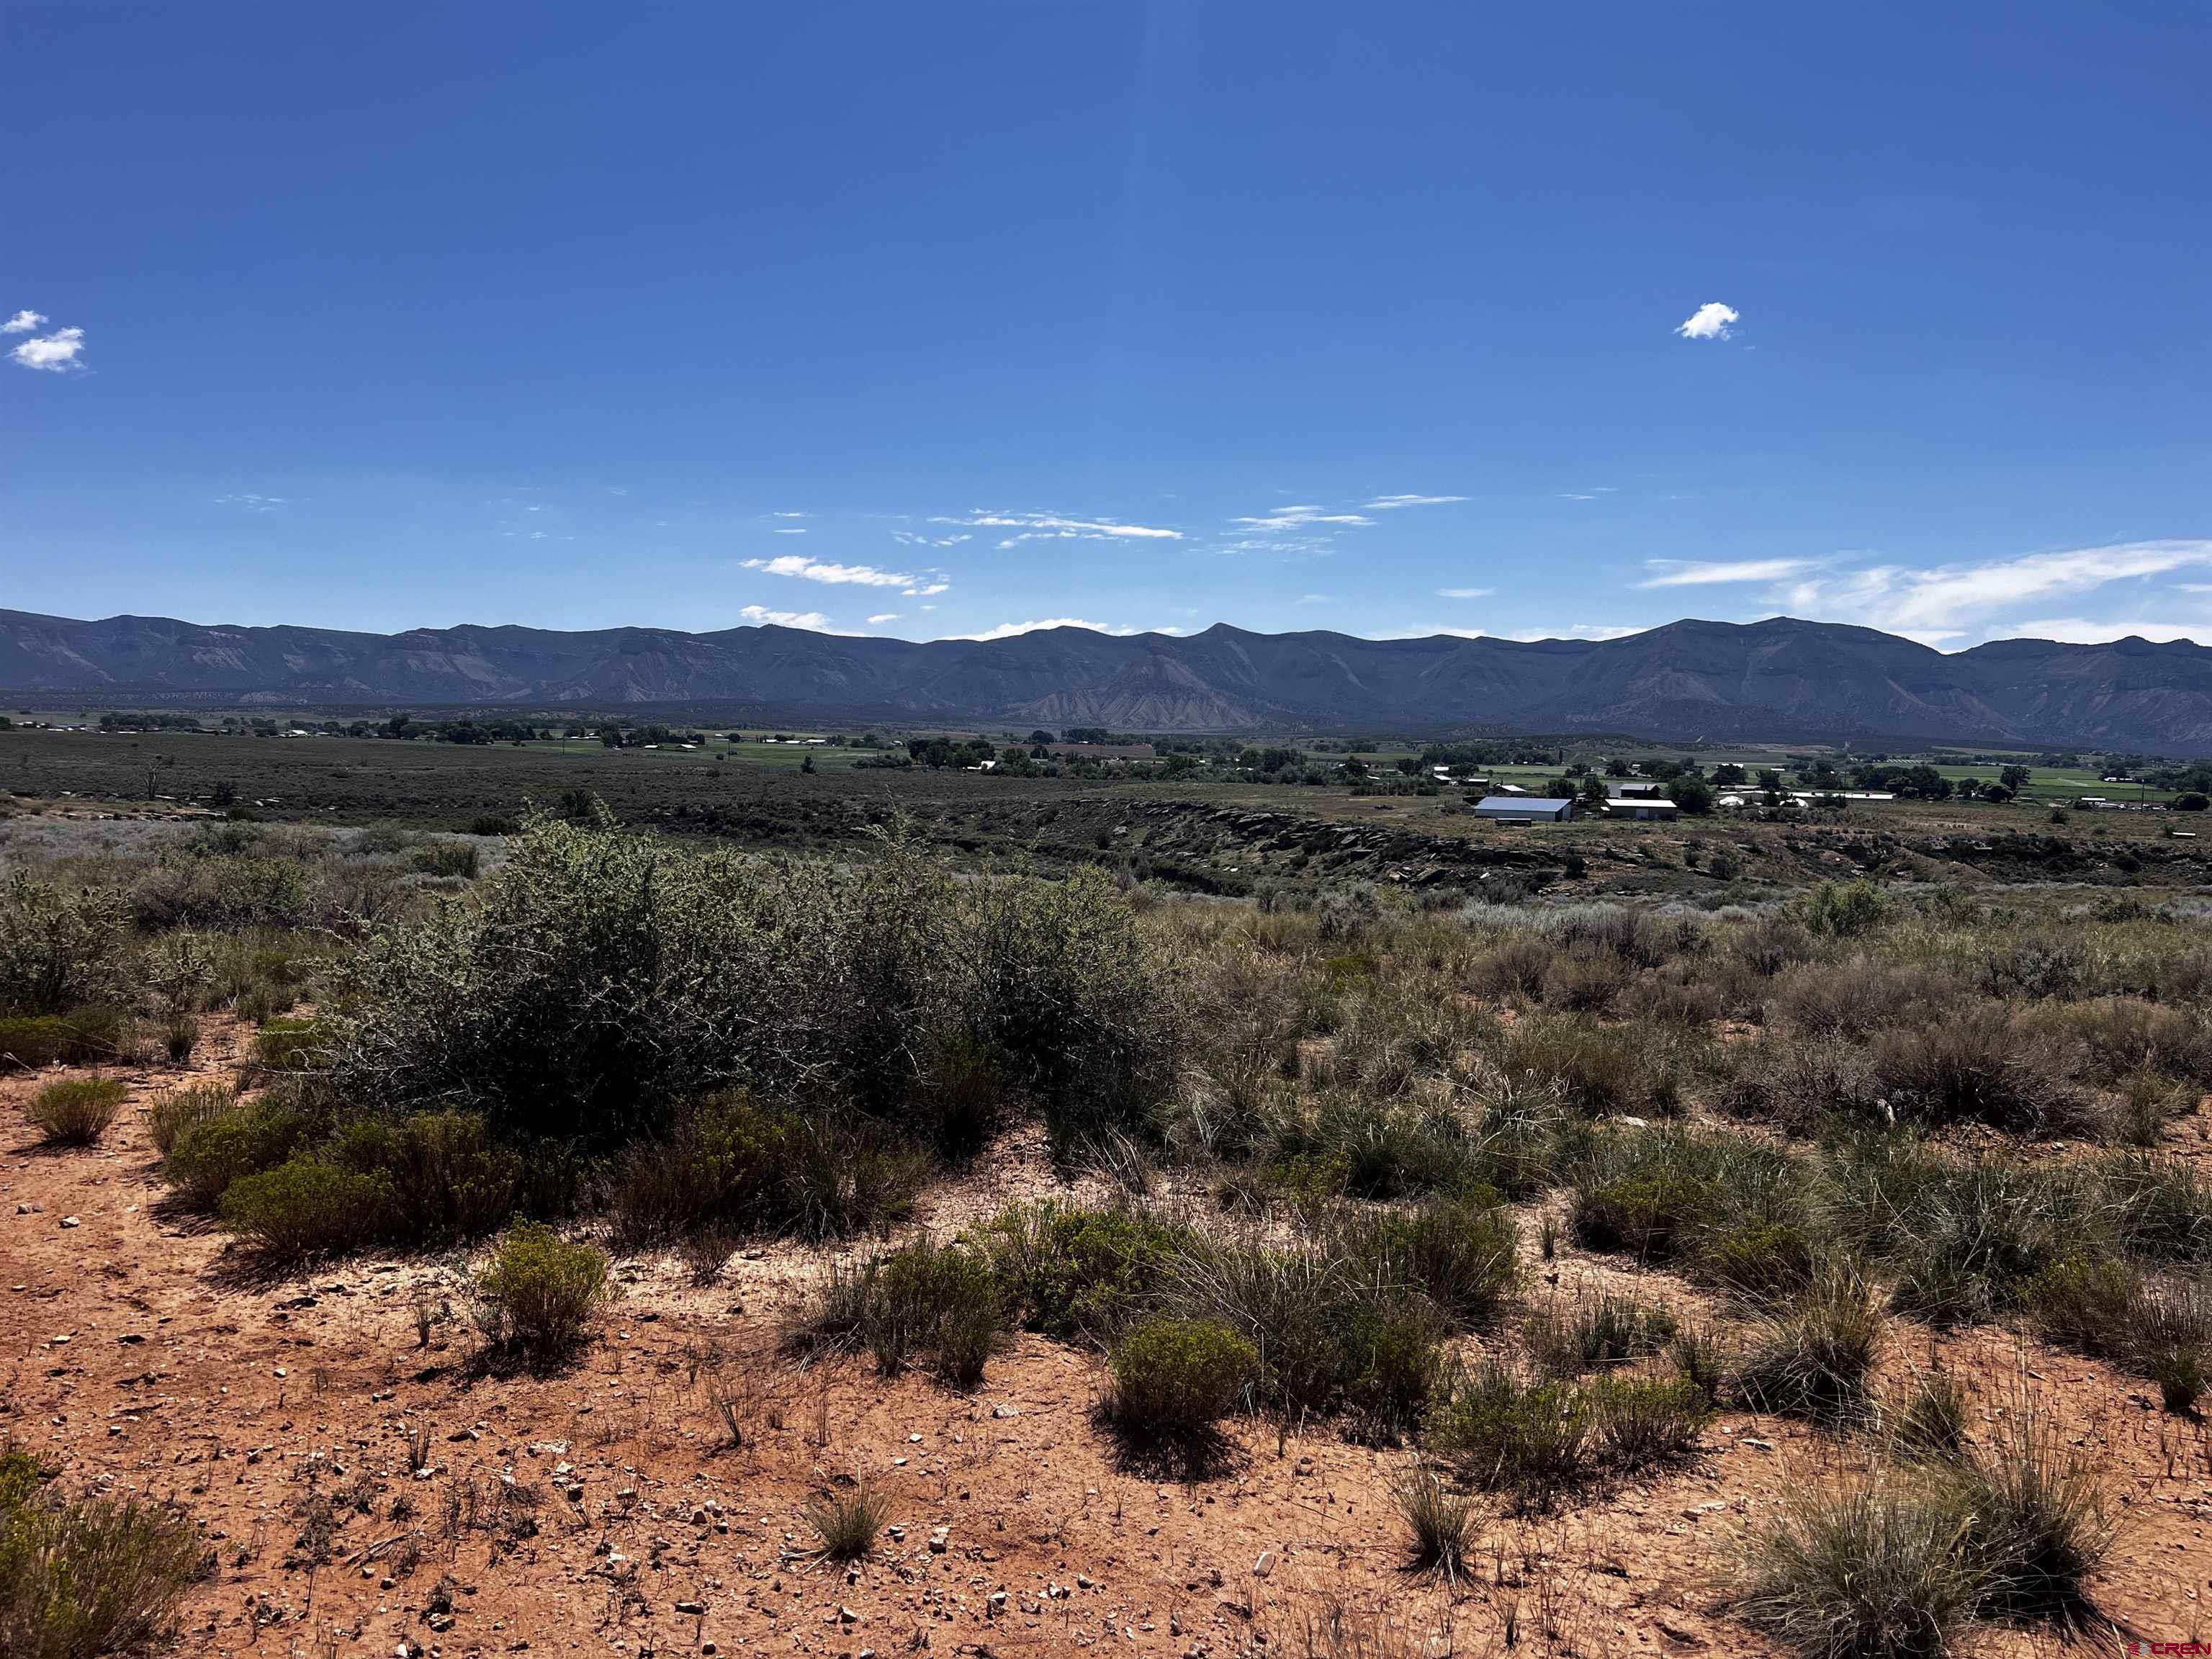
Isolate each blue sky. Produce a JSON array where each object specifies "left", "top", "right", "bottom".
[{"left": 5, "top": 2, "right": 2208, "bottom": 649}]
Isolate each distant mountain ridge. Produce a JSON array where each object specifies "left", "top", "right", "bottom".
[{"left": 6, "top": 608, "right": 2212, "bottom": 752}]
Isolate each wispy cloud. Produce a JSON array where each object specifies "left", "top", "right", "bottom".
[
  {"left": 1437, "top": 587, "right": 1495, "bottom": 600},
  {"left": 1509, "top": 624, "right": 1648, "bottom": 642},
  {"left": 1232, "top": 504, "right": 1373, "bottom": 531},
  {"left": 10, "top": 325, "right": 85, "bottom": 372},
  {"left": 1364, "top": 493, "right": 1466, "bottom": 510},
  {"left": 891, "top": 530, "right": 971, "bottom": 549},
  {"left": 739, "top": 605, "right": 830, "bottom": 629},
  {"left": 933, "top": 511, "right": 1181, "bottom": 551},
  {"left": 770, "top": 526, "right": 807, "bottom": 535},
  {"left": 742, "top": 554, "right": 937, "bottom": 593},
  {"left": 1, "top": 310, "right": 45, "bottom": 334},
  {"left": 1639, "top": 557, "right": 1815, "bottom": 588},
  {"left": 2006, "top": 617, "right": 2207, "bottom": 645},
  {"left": 216, "top": 493, "right": 287, "bottom": 512},
  {"left": 1781, "top": 540, "right": 2212, "bottom": 639},
  {"left": 771, "top": 511, "right": 809, "bottom": 518},
  {"left": 961, "top": 617, "right": 1139, "bottom": 642},
  {"left": 866, "top": 613, "right": 900, "bottom": 625},
  {"left": 1676, "top": 302, "right": 1739, "bottom": 341}
]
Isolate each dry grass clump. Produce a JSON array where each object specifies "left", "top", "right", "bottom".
[
  {"left": 1735, "top": 1407, "right": 2114, "bottom": 1656},
  {"left": 144, "top": 1082, "right": 230, "bottom": 1156},
  {"left": 804, "top": 1483, "right": 889, "bottom": 1560},
  {"left": 0, "top": 1446, "right": 208, "bottom": 1659},
  {"left": 1390, "top": 1465, "right": 1475, "bottom": 1580},
  {"left": 26, "top": 1077, "right": 128, "bottom": 1146},
  {"left": 1735, "top": 1268, "right": 1887, "bottom": 1424}
]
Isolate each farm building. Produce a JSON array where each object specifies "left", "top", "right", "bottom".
[
  {"left": 1473, "top": 796, "right": 1575, "bottom": 822},
  {"left": 1604, "top": 797, "right": 1678, "bottom": 821}
]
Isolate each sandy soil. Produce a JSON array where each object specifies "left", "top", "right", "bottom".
[{"left": 2, "top": 1030, "right": 2206, "bottom": 1658}]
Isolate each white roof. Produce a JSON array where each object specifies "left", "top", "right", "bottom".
[{"left": 1475, "top": 796, "right": 1574, "bottom": 812}]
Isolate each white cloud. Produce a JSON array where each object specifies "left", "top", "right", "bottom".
[
  {"left": 770, "top": 526, "right": 807, "bottom": 535},
  {"left": 10, "top": 325, "right": 84, "bottom": 372},
  {"left": 1639, "top": 557, "right": 1815, "bottom": 588},
  {"left": 1231, "top": 504, "right": 1374, "bottom": 531},
  {"left": 1295, "top": 593, "right": 1332, "bottom": 604},
  {"left": 742, "top": 555, "right": 917, "bottom": 589},
  {"left": 933, "top": 511, "right": 1180, "bottom": 550},
  {"left": 891, "top": 530, "right": 971, "bottom": 548},
  {"left": 739, "top": 605, "right": 830, "bottom": 629},
  {"left": 1437, "top": 587, "right": 1495, "bottom": 600},
  {"left": 2004, "top": 617, "right": 2207, "bottom": 645},
  {"left": 1781, "top": 539, "right": 2212, "bottom": 637},
  {"left": 216, "top": 493, "right": 287, "bottom": 512},
  {"left": 866, "top": 613, "right": 900, "bottom": 625},
  {"left": 1, "top": 310, "right": 45, "bottom": 334},
  {"left": 960, "top": 617, "right": 1136, "bottom": 642},
  {"left": 1676, "top": 302, "right": 1739, "bottom": 341},
  {"left": 905, "top": 581, "right": 950, "bottom": 597},
  {"left": 1509, "top": 624, "right": 1648, "bottom": 642},
  {"left": 1364, "top": 493, "right": 1467, "bottom": 510},
  {"left": 771, "top": 511, "right": 809, "bottom": 518}
]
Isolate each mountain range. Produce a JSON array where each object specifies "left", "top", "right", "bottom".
[{"left": 6, "top": 608, "right": 2212, "bottom": 752}]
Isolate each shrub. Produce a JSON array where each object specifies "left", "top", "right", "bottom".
[
  {"left": 145, "top": 1083, "right": 231, "bottom": 1157},
  {"left": 1936, "top": 1413, "right": 2113, "bottom": 1623},
  {"left": 804, "top": 1483, "right": 889, "bottom": 1561},
  {"left": 217, "top": 1161, "right": 387, "bottom": 1259},
  {"left": 1669, "top": 1325, "right": 1730, "bottom": 1406},
  {"left": 1870, "top": 1005, "right": 2088, "bottom": 1133},
  {"left": 2020, "top": 1254, "right": 2138, "bottom": 1356},
  {"left": 26, "top": 1078, "right": 127, "bottom": 1147},
  {"left": 981, "top": 1200, "right": 1190, "bottom": 1341},
  {"left": 1506, "top": 1015, "right": 1678, "bottom": 1116},
  {"left": 1524, "top": 1293, "right": 1677, "bottom": 1379},
  {"left": 0, "top": 873, "right": 135, "bottom": 1016},
  {"left": 1733, "top": 1478, "right": 1979, "bottom": 1659},
  {"left": 1801, "top": 878, "right": 1889, "bottom": 940},
  {"left": 163, "top": 1097, "right": 317, "bottom": 1210},
  {"left": 1888, "top": 1370, "right": 1970, "bottom": 1465},
  {"left": 161, "top": 1014, "right": 199, "bottom": 1065},
  {"left": 1427, "top": 1361, "right": 1593, "bottom": 1512},
  {"left": 472, "top": 1223, "right": 607, "bottom": 1360},
  {"left": 1737, "top": 1269, "right": 1886, "bottom": 1424},
  {"left": 861, "top": 1241, "right": 1002, "bottom": 1386},
  {"left": 1346, "top": 1190, "right": 1519, "bottom": 1326},
  {"left": 328, "top": 1110, "right": 524, "bottom": 1245},
  {"left": 1393, "top": 1466, "right": 1475, "bottom": 1580},
  {"left": 610, "top": 1092, "right": 927, "bottom": 1246},
  {"left": 1700, "top": 1221, "right": 1817, "bottom": 1303},
  {"left": 0, "top": 1453, "right": 208, "bottom": 1659},
  {"left": 1586, "top": 1377, "right": 1710, "bottom": 1469},
  {"left": 0, "top": 1011, "right": 125, "bottom": 1071},
  {"left": 327, "top": 823, "right": 1181, "bottom": 1152},
  {"left": 1106, "top": 1317, "right": 1257, "bottom": 1439},
  {"left": 243, "top": 1017, "right": 325, "bottom": 1079}
]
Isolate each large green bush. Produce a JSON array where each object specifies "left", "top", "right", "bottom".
[
  {"left": 0, "top": 873, "right": 134, "bottom": 1017},
  {"left": 1107, "top": 1317, "right": 1257, "bottom": 1438},
  {"left": 472, "top": 1223, "right": 608, "bottom": 1360},
  {"left": 0, "top": 1447, "right": 208, "bottom": 1659},
  {"left": 327, "top": 822, "right": 1181, "bottom": 1148},
  {"left": 981, "top": 1200, "right": 1192, "bottom": 1341}
]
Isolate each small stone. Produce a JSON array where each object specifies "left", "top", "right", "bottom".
[
  {"left": 675, "top": 1602, "right": 705, "bottom": 1617},
  {"left": 1252, "top": 1552, "right": 1275, "bottom": 1579},
  {"left": 928, "top": 1527, "right": 949, "bottom": 1553},
  {"left": 60, "top": 1217, "right": 80, "bottom": 1229}
]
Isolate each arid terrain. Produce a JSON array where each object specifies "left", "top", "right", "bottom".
[{"left": 4, "top": 794, "right": 2210, "bottom": 1659}]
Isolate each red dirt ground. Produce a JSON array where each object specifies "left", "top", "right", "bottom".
[{"left": 3, "top": 1029, "right": 2206, "bottom": 1658}]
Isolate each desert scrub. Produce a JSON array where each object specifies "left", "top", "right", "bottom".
[
  {"left": 472, "top": 1223, "right": 608, "bottom": 1361},
  {"left": 325, "top": 822, "right": 1182, "bottom": 1151},
  {"left": 0, "top": 872, "right": 135, "bottom": 1016},
  {"left": 144, "top": 1082, "right": 232, "bottom": 1156},
  {"left": 1733, "top": 1476, "right": 1980, "bottom": 1659},
  {"left": 242, "top": 1016, "right": 325, "bottom": 1079},
  {"left": 1426, "top": 1361, "right": 1594, "bottom": 1511},
  {"left": 981, "top": 1200, "right": 1191, "bottom": 1341},
  {"left": 26, "top": 1077, "right": 128, "bottom": 1146},
  {"left": 1523, "top": 1292, "right": 1678, "bottom": 1379},
  {"left": 1735, "top": 1268, "right": 1887, "bottom": 1424},
  {"left": 217, "top": 1160, "right": 389, "bottom": 1260},
  {"left": 1106, "top": 1317, "right": 1257, "bottom": 1439},
  {"left": 0, "top": 1445, "right": 209, "bottom": 1659},
  {"left": 1393, "top": 1465, "right": 1476, "bottom": 1580},
  {"left": 1339, "top": 1188, "right": 1520, "bottom": 1326},
  {"left": 162, "top": 1094, "right": 318, "bottom": 1210},
  {"left": 804, "top": 1483, "right": 889, "bottom": 1561}
]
